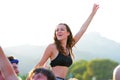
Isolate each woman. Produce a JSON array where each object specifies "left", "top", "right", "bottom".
[
  {"left": 0, "top": 46, "right": 19, "bottom": 80},
  {"left": 28, "top": 3, "right": 99, "bottom": 80}
]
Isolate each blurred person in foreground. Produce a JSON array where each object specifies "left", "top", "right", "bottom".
[
  {"left": 28, "top": 68, "right": 56, "bottom": 80},
  {"left": 0, "top": 46, "right": 56, "bottom": 80},
  {"left": 0, "top": 46, "right": 18, "bottom": 80},
  {"left": 113, "top": 65, "right": 120, "bottom": 80}
]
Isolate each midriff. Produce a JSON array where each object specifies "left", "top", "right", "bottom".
[{"left": 52, "top": 66, "right": 68, "bottom": 78}]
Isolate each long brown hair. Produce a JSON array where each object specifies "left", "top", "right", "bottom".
[{"left": 54, "top": 23, "right": 75, "bottom": 57}]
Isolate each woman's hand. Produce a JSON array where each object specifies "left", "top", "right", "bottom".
[{"left": 92, "top": 4, "right": 99, "bottom": 15}]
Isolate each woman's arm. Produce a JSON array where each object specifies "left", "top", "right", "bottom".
[
  {"left": 27, "top": 44, "right": 53, "bottom": 80},
  {"left": 0, "top": 46, "right": 18, "bottom": 80},
  {"left": 73, "top": 4, "right": 99, "bottom": 45},
  {"left": 34, "top": 44, "right": 53, "bottom": 68}
]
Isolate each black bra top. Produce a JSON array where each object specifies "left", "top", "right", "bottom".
[{"left": 50, "top": 52, "right": 73, "bottom": 67}]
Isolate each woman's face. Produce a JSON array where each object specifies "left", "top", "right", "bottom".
[
  {"left": 32, "top": 73, "right": 47, "bottom": 80},
  {"left": 55, "top": 24, "right": 70, "bottom": 41}
]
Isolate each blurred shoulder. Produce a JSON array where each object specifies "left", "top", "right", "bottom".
[
  {"left": 47, "top": 43, "right": 56, "bottom": 48},
  {"left": 46, "top": 43, "right": 56, "bottom": 50}
]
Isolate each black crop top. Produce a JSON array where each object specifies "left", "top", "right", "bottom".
[{"left": 50, "top": 52, "right": 73, "bottom": 67}]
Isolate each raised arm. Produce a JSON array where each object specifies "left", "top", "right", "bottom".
[
  {"left": 0, "top": 46, "right": 18, "bottom": 80},
  {"left": 73, "top": 4, "right": 99, "bottom": 45}
]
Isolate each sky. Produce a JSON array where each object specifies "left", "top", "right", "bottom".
[{"left": 0, "top": 0, "right": 120, "bottom": 48}]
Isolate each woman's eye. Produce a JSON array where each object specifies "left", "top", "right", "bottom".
[{"left": 61, "top": 28, "right": 65, "bottom": 31}]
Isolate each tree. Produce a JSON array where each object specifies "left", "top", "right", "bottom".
[
  {"left": 83, "top": 71, "right": 92, "bottom": 80},
  {"left": 86, "top": 59, "right": 118, "bottom": 80},
  {"left": 67, "top": 60, "right": 87, "bottom": 80},
  {"left": 67, "top": 59, "right": 119, "bottom": 80}
]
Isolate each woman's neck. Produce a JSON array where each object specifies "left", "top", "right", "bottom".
[{"left": 60, "top": 39, "right": 67, "bottom": 48}]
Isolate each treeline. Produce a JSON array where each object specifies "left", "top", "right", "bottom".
[{"left": 66, "top": 59, "right": 119, "bottom": 80}]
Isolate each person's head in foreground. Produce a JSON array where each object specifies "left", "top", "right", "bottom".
[
  {"left": 31, "top": 68, "right": 56, "bottom": 80},
  {"left": 113, "top": 65, "right": 120, "bottom": 80}
]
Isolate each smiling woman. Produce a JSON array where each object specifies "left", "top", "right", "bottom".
[{"left": 27, "top": 3, "right": 99, "bottom": 80}]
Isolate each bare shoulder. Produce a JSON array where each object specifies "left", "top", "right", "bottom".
[
  {"left": 47, "top": 43, "right": 56, "bottom": 49},
  {"left": 46, "top": 43, "right": 56, "bottom": 52},
  {"left": 47, "top": 43, "right": 58, "bottom": 59}
]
